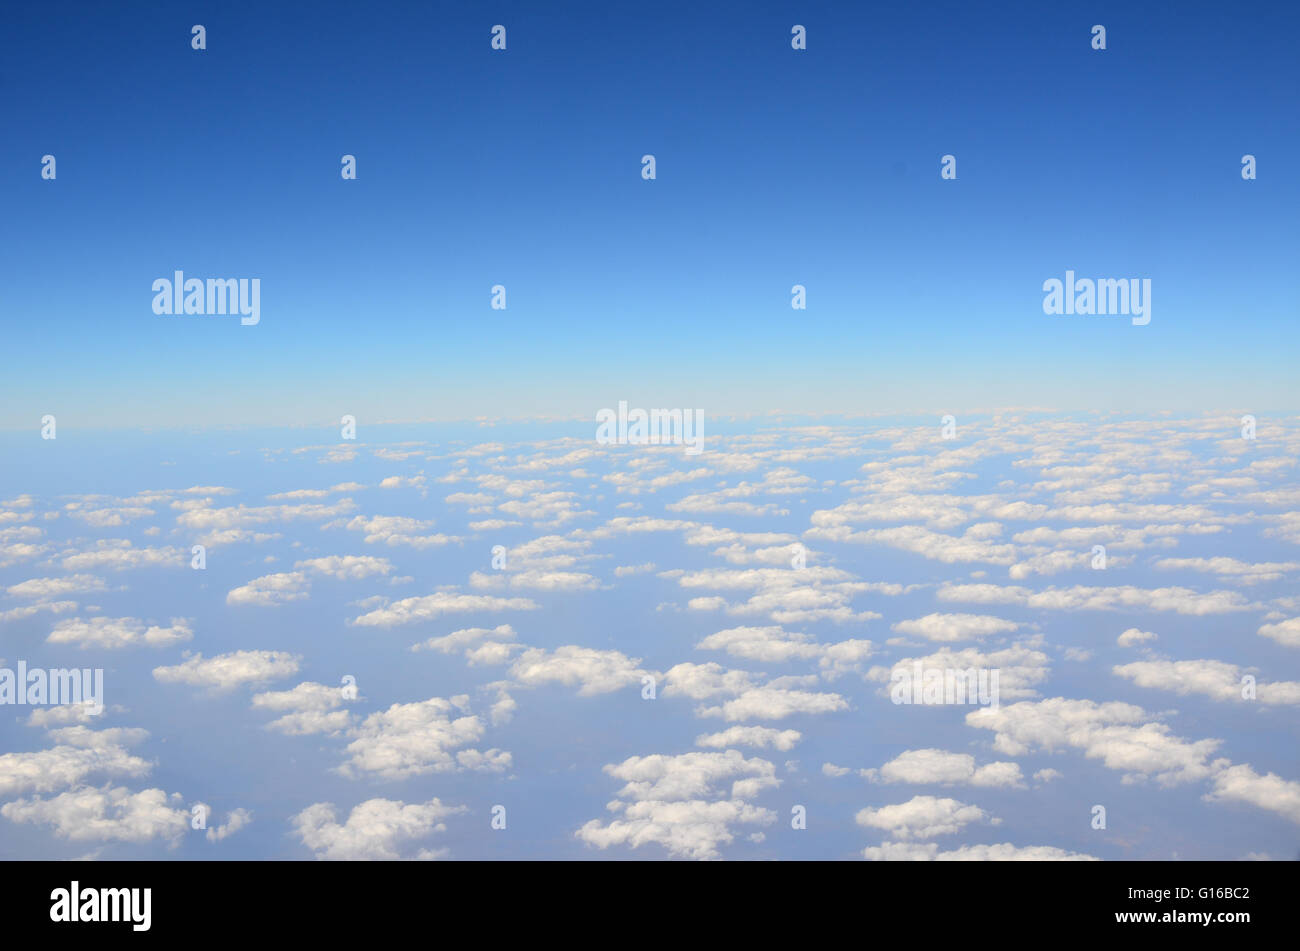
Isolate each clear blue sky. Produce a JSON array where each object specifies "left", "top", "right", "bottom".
[{"left": 2, "top": 0, "right": 1297, "bottom": 430}]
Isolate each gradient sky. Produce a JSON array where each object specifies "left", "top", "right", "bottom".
[
  {"left": 2, "top": 0, "right": 1297, "bottom": 430},
  {"left": 3, "top": 4, "right": 1300, "bottom": 861}
]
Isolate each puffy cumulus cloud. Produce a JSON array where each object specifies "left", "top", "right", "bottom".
[
  {"left": 47, "top": 616, "right": 193, "bottom": 649},
  {"left": 817, "top": 638, "right": 876, "bottom": 678},
  {"left": 497, "top": 490, "right": 592, "bottom": 528},
  {"left": 660, "top": 661, "right": 848, "bottom": 722},
  {"left": 251, "top": 681, "right": 354, "bottom": 735},
  {"left": 601, "top": 751, "right": 780, "bottom": 802},
  {"left": 613, "top": 562, "right": 657, "bottom": 576},
  {"left": 204, "top": 807, "right": 253, "bottom": 843},
  {"left": 861, "top": 749, "right": 1024, "bottom": 788},
  {"left": 1258, "top": 617, "right": 1300, "bottom": 648},
  {"left": 49, "top": 726, "right": 149, "bottom": 749},
  {"left": 871, "top": 644, "right": 1050, "bottom": 701},
  {"left": 225, "top": 571, "right": 309, "bottom": 607},
  {"left": 340, "top": 697, "right": 509, "bottom": 780},
  {"left": 468, "top": 518, "right": 522, "bottom": 531},
  {"left": 0, "top": 600, "right": 78, "bottom": 624},
  {"left": 576, "top": 751, "right": 779, "bottom": 860},
  {"left": 1014, "top": 519, "right": 1221, "bottom": 545},
  {"left": 937, "top": 582, "right": 1251, "bottom": 616},
  {"left": 470, "top": 568, "right": 599, "bottom": 592},
  {"left": 855, "top": 795, "right": 990, "bottom": 840},
  {"left": 152, "top": 650, "right": 300, "bottom": 691},
  {"left": 862, "top": 841, "right": 1099, "bottom": 861},
  {"left": 412, "top": 624, "right": 517, "bottom": 655},
  {"left": 1153, "top": 556, "right": 1300, "bottom": 585},
  {"left": 292, "top": 797, "right": 466, "bottom": 860},
  {"left": 690, "top": 624, "right": 874, "bottom": 680},
  {"left": 1118, "top": 627, "right": 1158, "bottom": 646},
  {"left": 662, "top": 662, "right": 758, "bottom": 700},
  {"left": 464, "top": 641, "right": 524, "bottom": 666},
  {"left": 694, "top": 726, "right": 802, "bottom": 752},
  {"left": 59, "top": 539, "right": 183, "bottom": 572},
  {"left": 444, "top": 491, "right": 494, "bottom": 509},
  {"left": 477, "top": 682, "right": 518, "bottom": 726},
  {"left": 1113, "top": 659, "right": 1300, "bottom": 706},
  {"left": 64, "top": 503, "right": 155, "bottom": 528},
  {"left": 696, "top": 625, "right": 823, "bottom": 663},
  {"left": 341, "top": 514, "right": 457, "bottom": 549},
  {"left": 808, "top": 523, "right": 1019, "bottom": 567},
  {"left": 0, "top": 734, "right": 152, "bottom": 797},
  {"left": 577, "top": 799, "right": 776, "bottom": 861},
  {"left": 378, "top": 475, "right": 427, "bottom": 491},
  {"left": 294, "top": 555, "right": 393, "bottom": 580},
  {"left": 668, "top": 565, "right": 888, "bottom": 625},
  {"left": 227, "top": 556, "right": 396, "bottom": 606},
  {"left": 0, "top": 532, "right": 46, "bottom": 568},
  {"left": 808, "top": 493, "right": 1046, "bottom": 533},
  {"left": 508, "top": 646, "right": 653, "bottom": 696},
  {"left": 6, "top": 574, "right": 106, "bottom": 600},
  {"left": 26, "top": 704, "right": 104, "bottom": 728},
  {"left": 686, "top": 525, "right": 806, "bottom": 567},
  {"left": 349, "top": 591, "right": 537, "bottom": 627},
  {"left": 467, "top": 535, "right": 599, "bottom": 594},
  {"left": 890, "top": 613, "right": 1020, "bottom": 643},
  {"left": 966, "top": 698, "right": 1223, "bottom": 786},
  {"left": 265, "top": 483, "right": 363, "bottom": 501},
  {"left": 176, "top": 498, "right": 355, "bottom": 547},
  {"left": 1007, "top": 549, "right": 1110, "bottom": 580},
  {"left": 581, "top": 515, "right": 697, "bottom": 541},
  {"left": 1, "top": 786, "right": 190, "bottom": 843},
  {"left": 699, "top": 685, "right": 849, "bottom": 722},
  {"left": 1204, "top": 764, "right": 1300, "bottom": 825},
  {"left": 667, "top": 497, "right": 789, "bottom": 519},
  {"left": 1043, "top": 501, "right": 1237, "bottom": 526}
]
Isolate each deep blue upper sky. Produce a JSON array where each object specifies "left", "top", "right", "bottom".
[{"left": 3, "top": 0, "right": 1297, "bottom": 428}]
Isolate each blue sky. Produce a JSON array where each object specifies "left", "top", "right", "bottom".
[
  {"left": 1, "top": 3, "right": 1298, "bottom": 862},
  {"left": 2, "top": 0, "right": 1298, "bottom": 430}
]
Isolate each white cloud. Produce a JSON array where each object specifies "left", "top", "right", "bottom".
[
  {"left": 205, "top": 807, "right": 253, "bottom": 843},
  {"left": 855, "top": 795, "right": 989, "bottom": 839},
  {"left": 576, "top": 751, "right": 779, "bottom": 859},
  {"left": 340, "top": 698, "right": 509, "bottom": 779},
  {"left": 891, "top": 613, "right": 1020, "bottom": 643},
  {"left": 2, "top": 786, "right": 190, "bottom": 843},
  {"left": 342, "top": 515, "right": 457, "bottom": 549},
  {"left": 509, "top": 646, "right": 652, "bottom": 696},
  {"left": 350, "top": 592, "right": 537, "bottom": 627},
  {"left": 293, "top": 798, "right": 465, "bottom": 860},
  {"left": 862, "top": 840, "right": 1098, "bottom": 861},
  {"left": 695, "top": 727, "right": 802, "bottom": 751},
  {"left": 6, "top": 575, "right": 105, "bottom": 600},
  {"left": 1258, "top": 617, "right": 1300, "bottom": 648},
  {"left": 938, "top": 582, "right": 1251, "bottom": 616},
  {"left": 862, "top": 749, "right": 1024, "bottom": 788},
  {"left": 1118, "top": 627, "right": 1158, "bottom": 646},
  {"left": 225, "top": 572, "right": 309, "bottom": 607},
  {"left": 153, "top": 650, "right": 300, "bottom": 691},
  {"left": 1113, "top": 659, "right": 1300, "bottom": 706},
  {"left": 48, "top": 616, "right": 193, "bottom": 649}
]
